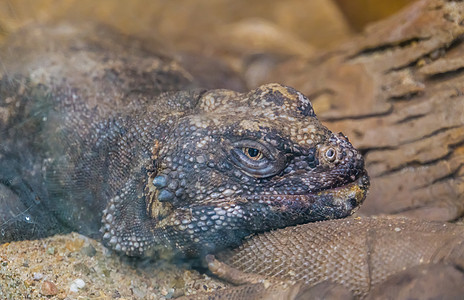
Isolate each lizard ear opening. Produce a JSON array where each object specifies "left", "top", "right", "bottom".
[
  {"left": 101, "top": 177, "right": 157, "bottom": 257},
  {"left": 146, "top": 174, "right": 176, "bottom": 222},
  {"left": 145, "top": 142, "right": 177, "bottom": 222}
]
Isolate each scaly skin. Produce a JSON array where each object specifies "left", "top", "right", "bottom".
[
  {"left": 184, "top": 216, "right": 464, "bottom": 299},
  {"left": 0, "top": 23, "right": 368, "bottom": 257}
]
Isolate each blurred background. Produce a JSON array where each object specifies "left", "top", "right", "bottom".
[{"left": 0, "top": 0, "right": 416, "bottom": 61}]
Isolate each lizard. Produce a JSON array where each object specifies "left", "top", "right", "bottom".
[
  {"left": 0, "top": 22, "right": 368, "bottom": 259},
  {"left": 2, "top": 21, "right": 464, "bottom": 300}
]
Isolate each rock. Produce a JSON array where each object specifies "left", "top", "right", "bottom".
[{"left": 41, "top": 280, "right": 58, "bottom": 296}]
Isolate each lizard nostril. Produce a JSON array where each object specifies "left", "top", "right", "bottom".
[{"left": 325, "top": 148, "right": 336, "bottom": 162}]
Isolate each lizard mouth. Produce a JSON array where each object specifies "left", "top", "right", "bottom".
[
  {"left": 247, "top": 171, "right": 369, "bottom": 224},
  {"left": 314, "top": 172, "right": 369, "bottom": 212}
]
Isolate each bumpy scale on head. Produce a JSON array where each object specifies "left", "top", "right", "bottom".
[{"left": 102, "top": 83, "right": 369, "bottom": 257}]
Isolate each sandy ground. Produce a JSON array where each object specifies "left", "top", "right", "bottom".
[{"left": 0, "top": 233, "right": 226, "bottom": 299}]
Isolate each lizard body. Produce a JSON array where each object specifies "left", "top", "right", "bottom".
[{"left": 0, "top": 22, "right": 368, "bottom": 258}]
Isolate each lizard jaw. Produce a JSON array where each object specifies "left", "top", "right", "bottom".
[{"left": 245, "top": 172, "right": 369, "bottom": 225}]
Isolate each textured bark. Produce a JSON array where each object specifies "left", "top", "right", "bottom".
[{"left": 263, "top": 0, "right": 464, "bottom": 221}]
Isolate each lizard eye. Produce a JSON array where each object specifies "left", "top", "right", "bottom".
[
  {"left": 230, "top": 140, "right": 287, "bottom": 178},
  {"left": 242, "top": 147, "right": 264, "bottom": 160}
]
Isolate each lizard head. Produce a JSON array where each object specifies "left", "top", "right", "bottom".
[{"left": 144, "top": 83, "right": 369, "bottom": 256}]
